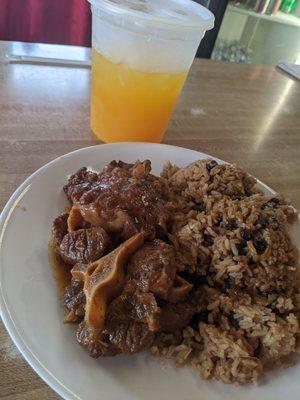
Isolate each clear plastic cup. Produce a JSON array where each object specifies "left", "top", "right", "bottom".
[{"left": 89, "top": 0, "right": 214, "bottom": 143}]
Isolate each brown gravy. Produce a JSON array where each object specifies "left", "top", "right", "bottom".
[{"left": 48, "top": 240, "right": 71, "bottom": 296}]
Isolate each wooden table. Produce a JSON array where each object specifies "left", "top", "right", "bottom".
[{"left": 0, "top": 40, "right": 299, "bottom": 399}]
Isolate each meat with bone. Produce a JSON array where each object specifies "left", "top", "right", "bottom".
[
  {"left": 64, "top": 160, "right": 169, "bottom": 240},
  {"left": 55, "top": 160, "right": 201, "bottom": 361}
]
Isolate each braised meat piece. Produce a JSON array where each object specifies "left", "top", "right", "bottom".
[
  {"left": 158, "top": 299, "right": 197, "bottom": 333},
  {"left": 64, "top": 167, "right": 100, "bottom": 203},
  {"left": 107, "top": 288, "right": 160, "bottom": 331},
  {"left": 127, "top": 240, "right": 176, "bottom": 300},
  {"left": 52, "top": 213, "right": 68, "bottom": 247},
  {"left": 76, "top": 288, "right": 158, "bottom": 357},
  {"left": 102, "top": 289, "right": 158, "bottom": 354},
  {"left": 105, "top": 320, "right": 154, "bottom": 355},
  {"left": 77, "top": 317, "right": 153, "bottom": 358},
  {"left": 69, "top": 160, "right": 169, "bottom": 240},
  {"left": 67, "top": 206, "right": 91, "bottom": 231},
  {"left": 64, "top": 278, "right": 86, "bottom": 318},
  {"left": 76, "top": 322, "right": 119, "bottom": 358},
  {"left": 58, "top": 227, "right": 111, "bottom": 265}
]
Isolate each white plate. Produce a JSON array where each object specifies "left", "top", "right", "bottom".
[{"left": 0, "top": 143, "right": 299, "bottom": 400}]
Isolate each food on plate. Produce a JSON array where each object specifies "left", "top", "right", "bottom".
[
  {"left": 50, "top": 159, "right": 299, "bottom": 385},
  {"left": 62, "top": 161, "right": 169, "bottom": 240}
]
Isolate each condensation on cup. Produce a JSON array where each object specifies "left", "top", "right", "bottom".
[{"left": 88, "top": 0, "right": 214, "bottom": 143}]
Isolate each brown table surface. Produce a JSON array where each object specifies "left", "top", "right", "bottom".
[{"left": 0, "top": 40, "right": 299, "bottom": 399}]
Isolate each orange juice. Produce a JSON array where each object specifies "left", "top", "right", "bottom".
[{"left": 91, "top": 48, "right": 188, "bottom": 143}]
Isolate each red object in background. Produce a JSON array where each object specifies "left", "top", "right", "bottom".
[{"left": 0, "top": 0, "right": 91, "bottom": 46}]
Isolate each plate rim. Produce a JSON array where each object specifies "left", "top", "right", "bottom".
[{"left": 0, "top": 142, "right": 278, "bottom": 400}]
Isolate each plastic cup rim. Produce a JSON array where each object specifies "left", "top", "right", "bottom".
[{"left": 88, "top": 0, "right": 215, "bottom": 32}]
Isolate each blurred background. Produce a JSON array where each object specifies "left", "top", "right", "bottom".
[{"left": 0, "top": 0, "right": 299, "bottom": 65}]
